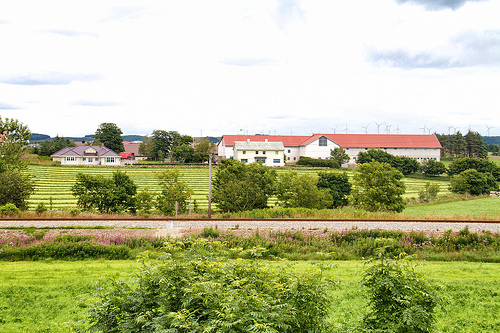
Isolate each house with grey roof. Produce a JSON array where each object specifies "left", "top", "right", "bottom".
[
  {"left": 233, "top": 140, "right": 285, "bottom": 166},
  {"left": 51, "top": 145, "right": 121, "bottom": 166}
]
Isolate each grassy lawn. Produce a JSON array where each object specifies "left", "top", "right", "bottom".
[
  {"left": 0, "top": 260, "right": 498, "bottom": 332},
  {"left": 404, "top": 197, "right": 500, "bottom": 219}
]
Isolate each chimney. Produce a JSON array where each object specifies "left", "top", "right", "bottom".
[
  {"left": 265, "top": 138, "right": 268, "bottom": 142},
  {"left": 247, "top": 138, "right": 250, "bottom": 142}
]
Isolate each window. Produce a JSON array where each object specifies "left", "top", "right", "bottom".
[
  {"left": 255, "top": 157, "right": 266, "bottom": 163},
  {"left": 241, "top": 159, "right": 248, "bottom": 163},
  {"left": 242, "top": 151, "right": 246, "bottom": 154},
  {"left": 287, "top": 157, "right": 290, "bottom": 160},
  {"left": 275, "top": 151, "right": 278, "bottom": 155},
  {"left": 273, "top": 159, "right": 280, "bottom": 164},
  {"left": 65, "top": 157, "right": 75, "bottom": 161},
  {"left": 106, "top": 157, "right": 115, "bottom": 163},
  {"left": 319, "top": 137, "right": 327, "bottom": 146},
  {"left": 88, "top": 158, "right": 93, "bottom": 162},
  {"left": 288, "top": 149, "right": 291, "bottom": 153},
  {"left": 262, "top": 151, "right": 266, "bottom": 155},
  {"left": 255, "top": 151, "right": 259, "bottom": 154},
  {"left": 82, "top": 157, "right": 86, "bottom": 161},
  {"left": 293, "top": 157, "right": 296, "bottom": 161}
]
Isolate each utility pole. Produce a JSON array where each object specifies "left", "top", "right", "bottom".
[{"left": 208, "top": 153, "right": 212, "bottom": 218}]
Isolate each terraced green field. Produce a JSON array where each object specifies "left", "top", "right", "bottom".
[{"left": 27, "top": 165, "right": 450, "bottom": 210}]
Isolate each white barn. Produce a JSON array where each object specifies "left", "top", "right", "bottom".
[{"left": 217, "top": 134, "right": 442, "bottom": 165}]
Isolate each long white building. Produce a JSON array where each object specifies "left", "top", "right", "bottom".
[{"left": 217, "top": 134, "right": 442, "bottom": 166}]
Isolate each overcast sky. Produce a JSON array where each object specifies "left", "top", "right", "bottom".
[{"left": 1, "top": 0, "right": 499, "bottom": 138}]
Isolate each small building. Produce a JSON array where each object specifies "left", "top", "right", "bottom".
[
  {"left": 233, "top": 140, "right": 285, "bottom": 166},
  {"left": 51, "top": 145, "right": 121, "bottom": 166},
  {"left": 123, "top": 142, "right": 147, "bottom": 161}
]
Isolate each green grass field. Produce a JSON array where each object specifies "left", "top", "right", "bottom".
[
  {"left": 27, "top": 165, "right": 451, "bottom": 211},
  {"left": 404, "top": 197, "right": 500, "bottom": 219},
  {"left": 0, "top": 260, "right": 498, "bottom": 332}
]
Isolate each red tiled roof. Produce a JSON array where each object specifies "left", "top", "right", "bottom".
[
  {"left": 220, "top": 134, "right": 441, "bottom": 149},
  {"left": 322, "top": 134, "right": 442, "bottom": 148},
  {"left": 220, "top": 135, "right": 311, "bottom": 147}
]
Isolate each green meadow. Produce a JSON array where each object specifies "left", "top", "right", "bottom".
[
  {"left": 27, "top": 164, "right": 451, "bottom": 211},
  {"left": 0, "top": 260, "right": 498, "bottom": 332}
]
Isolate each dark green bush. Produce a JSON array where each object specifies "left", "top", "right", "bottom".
[
  {"left": 296, "top": 156, "right": 340, "bottom": 168},
  {"left": 86, "top": 239, "right": 335, "bottom": 332}
]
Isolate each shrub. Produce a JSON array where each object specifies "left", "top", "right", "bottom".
[
  {"left": 359, "top": 249, "right": 442, "bottom": 332},
  {"left": 421, "top": 159, "right": 447, "bottom": 176},
  {"left": 449, "top": 169, "right": 491, "bottom": 195},
  {"left": 85, "top": 239, "right": 335, "bottom": 332},
  {"left": 418, "top": 182, "right": 440, "bottom": 202},
  {"left": 296, "top": 156, "right": 340, "bottom": 168},
  {"left": 35, "top": 202, "right": 48, "bottom": 215},
  {"left": 0, "top": 203, "right": 20, "bottom": 217}
]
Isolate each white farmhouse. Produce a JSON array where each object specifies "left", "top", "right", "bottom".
[
  {"left": 233, "top": 140, "right": 285, "bottom": 166},
  {"left": 51, "top": 145, "right": 121, "bottom": 166}
]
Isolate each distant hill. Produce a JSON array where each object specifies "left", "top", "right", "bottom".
[
  {"left": 29, "top": 133, "right": 146, "bottom": 143},
  {"left": 29, "top": 133, "right": 51, "bottom": 141},
  {"left": 483, "top": 136, "right": 500, "bottom": 145}
]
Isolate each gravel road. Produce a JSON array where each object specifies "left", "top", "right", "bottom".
[{"left": 1, "top": 219, "right": 499, "bottom": 233}]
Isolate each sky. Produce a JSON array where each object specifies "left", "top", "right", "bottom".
[{"left": 1, "top": 0, "right": 500, "bottom": 138}]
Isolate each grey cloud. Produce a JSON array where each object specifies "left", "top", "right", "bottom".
[
  {"left": 41, "top": 29, "right": 98, "bottom": 37},
  {"left": 220, "top": 58, "right": 277, "bottom": 66},
  {"left": 0, "top": 102, "right": 19, "bottom": 109},
  {"left": 367, "top": 49, "right": 455, "bottom": 69},
  {"left": 452, "top": 30, "right": 500, "bottom": 66},
  {"left": 396, "top": 0, "right": 487, "bottom": 11},
  {"left": 0, "top": 72, "right": 101, "bottom": 86},
  {"left": 101, "top": 6, "right": 145, "bottom": 22},
  {"left": 367, "top": 30, "right": 500, "bottom": 69},
  {"left": 274, "top": 0, "right": 304, "bottom": 29},
  {"left": 73, "top": 100, "right": 120, "bottom": 107}
]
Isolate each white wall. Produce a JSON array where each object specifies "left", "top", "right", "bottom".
[
  {"left": 234, "top": 149, "right": 285, "bottom": 167},
  {"left": 53, "top": 156, "right": 121, "bottom": 166},
  {"left": 300, "top": 137, "right": 339, "bottom": 159}
]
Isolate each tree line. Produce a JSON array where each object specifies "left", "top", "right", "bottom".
[{"left": 31, "top": 122, "right": 216, "bottom": 163}]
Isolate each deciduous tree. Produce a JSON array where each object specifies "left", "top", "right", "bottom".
[
  {"left": 352, "top": 161, "right": 406, "bottom": 212},
  {"left": 275, "top": 171, "right": 332, "bottom": 209},
  {"left": 0, "top": 117, "right": 34, "bottom": 209},
  {"left": 155, "top": 168, "right": 193, "bottom": 215},
  {"left": 317, "top": 171, "right": 352, "bottom": 208},
  {"left": 330, "top": 147, "right": 350, "bottom": 166},
  {"left": 94, "top": 123, "right": 124, "bottom": 153},
  {"left": 72, "top": 171, "right": 137, "bottom": 213},
  {"left": 213, "top": 160, "right": 276, "bottom": 212}
]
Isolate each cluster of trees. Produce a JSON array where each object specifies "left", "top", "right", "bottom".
[
  {"left": 139, "top": 130, "right": 215, "bottom": 163},
  {"left": 33, "top": 136, "right": 76, "bottom": 156},
  {"left": 71, "top": 169, "right": 194, "bottom": 215},
  {"left": 447, "top": 157, "right": 500, "bottom": 195},
  {"left": 357, "top": 149, "right": 420, "bottom": 175},
  {"left": 212, "top": 160, "right": 349, "bottom": 212},
  {"left": 212, "top": 159, "right": 406, "bottom": 213},
  {"left": 436, "top": 130, "right": 488, "bottom": 159},
  {"left": 0, "top": 117, "right": 34, "bottom": 210}
]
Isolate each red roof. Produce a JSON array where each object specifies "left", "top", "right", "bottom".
[
  {"left": 323, "top": 134, "right": 442, "bottom": 148},
  {"left": 220, "top": 134, "right": 441, "bottom": 149},
  {"left": 220, "top": 135, "right": 311, "bottom": 147}
]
